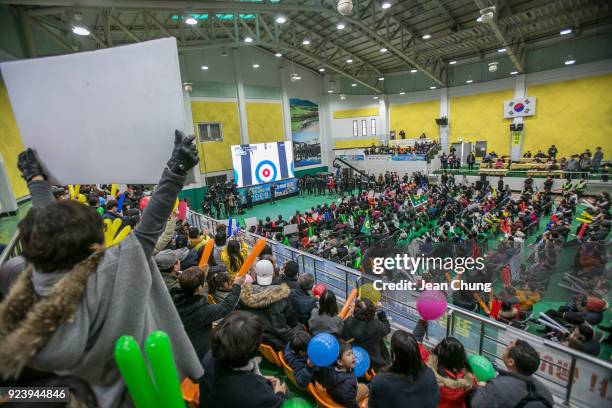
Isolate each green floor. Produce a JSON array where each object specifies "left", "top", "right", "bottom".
[{"left": 0, "top": 200, "right": 31, "bottom": 245}]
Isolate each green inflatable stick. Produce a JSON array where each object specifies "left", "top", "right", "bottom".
[
  {"left": 282, "top": 398, "right": 311, "bottom": 408},
  {"left": 144, "top": 331, "right": 184, "bottom": 408},
  {"left": 114, "top": 336, "right": 159, "bottom": 408}
]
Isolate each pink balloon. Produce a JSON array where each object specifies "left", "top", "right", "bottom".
[{"left": 416, "top": 290, "right": 447, "bottom": 321}]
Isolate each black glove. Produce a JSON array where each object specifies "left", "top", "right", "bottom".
[
  {"left": 17, "top": 148, "right": 46, "bottom": 182},
  {"left": 167, "top": 130, "right": 199, "bottom": 175}
]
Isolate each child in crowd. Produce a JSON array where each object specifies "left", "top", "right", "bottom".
[
  {"left": 318, "top": 340, "right": 369, "bottom": 408},
  {"left": 283, "top": 331, "right": 316, "bottom": 388},
  {"left": 289, "top": 274, "right": 318, "bottom": 327}
]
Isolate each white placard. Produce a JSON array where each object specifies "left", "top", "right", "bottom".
[
  {"left": 503, "top": 97, "right": 536, "bottom": 118},
  {"left": 1, "top": 38, "right": 185, "bottom": 184},
  {"left": 283, "top": 223, "right": 298, "bottom": 235}
]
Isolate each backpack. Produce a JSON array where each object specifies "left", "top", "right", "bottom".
[{"left": 515, "top": 378, "right": 553, "bottom": 408}]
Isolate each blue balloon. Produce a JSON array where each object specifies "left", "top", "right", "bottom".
[
  {"left": 352, "top": 346, "right": 370, "bottom": 378},
  {"left": 99, "top": 197, "right": 105, "bottom": 206},
  {"left": 307, "top": 333, "right": 339, "bottom": 367}
]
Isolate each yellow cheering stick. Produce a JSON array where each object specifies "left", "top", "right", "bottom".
[
  {"left": 68, "top": 184, "right": 81, "bottom": 200},
  {"left": 580, "top": 212, "right": 594, "bottom": 220},
  {"left": 110, "top": 184, "right": 118, "bottom": 198},
  {"left": 104, "top": 218, "right": 132, "bottom": 248},
  {"left": 575, "top": 218, "right": 592, "bottom": 224}
]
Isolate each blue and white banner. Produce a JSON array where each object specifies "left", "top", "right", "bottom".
[
  {"left": 392, "top": 154, "right": 426, "bottom": 161},
  {"left": 338, "top": 154, "right": 365, "bottom": 161},
  {"left": 237, "top": 178, "right": 298, "bottom": 204}
]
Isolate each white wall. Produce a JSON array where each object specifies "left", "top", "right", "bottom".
[{"left": 327, "top": 95, "right": 386, "bottom": 142}]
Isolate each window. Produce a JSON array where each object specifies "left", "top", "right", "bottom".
[
  {"left": 361, "top": 120, "right": 367, "bottom": 136},
  {"left": 371, "top": 119, "right": 377, "bottom": 136},
  {"left": 205, "top": 174, "right": 227, "bottom": 186},
  {"left": 352, "top": 120, "right": 358, "bottom": 137},
  {"left": 197, "top": 123, "right": 223, "bottom": 142}
]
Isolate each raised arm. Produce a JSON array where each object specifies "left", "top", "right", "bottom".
[
  {"left": 17, "top": 149, "right": 54, "bottom": 208},
  {"left": 134, "top": 131, "right": 199, "bottom": 258}
]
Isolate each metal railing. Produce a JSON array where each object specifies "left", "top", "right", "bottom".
[{"left": 188, "top": 210, "right": 611, "bottom": 408}]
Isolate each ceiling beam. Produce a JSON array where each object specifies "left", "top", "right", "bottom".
[{"left": 474, "top": 0, "right": 525, "bottom": 72}]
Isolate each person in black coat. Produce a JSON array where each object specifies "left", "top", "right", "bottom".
[
  {"left": 369, "top": 330, "right": 440, "bottom": 408},
  {"left": 200, "top": 311, "right": 287, "bottom": 408},
  {"left": 289, "top": 274, "right": 318, "bottom": 326},
  {"left": 341, "top": 298, "right": 391, "bottom": 370},
  {"left": 170, "top": 266, "right": 243, "bottom": 360},
  {"left": 272, "top": 260, "right": 299, "bottom": 289}
]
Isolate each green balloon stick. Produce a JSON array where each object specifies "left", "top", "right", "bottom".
[
  {"left": 144, "top": 331, "right": 184, "bottom": 408},
  {"left": 114, "top": 336, "right": 159, "bottom": 408}
]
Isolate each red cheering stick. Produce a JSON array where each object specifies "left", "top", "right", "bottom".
[
  {"left": 198, "top": 239, "right": 215, "bottom": 268},
  {"left": 502, "top": 265, "right": 511, "bottom": 288},
  {"left": 577, "top": 223, "right": 588, "bottom": 240},
  {"left": 236, "top": 239, "right": 268, "bottom": 277}
]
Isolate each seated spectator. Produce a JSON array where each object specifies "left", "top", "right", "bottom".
[
  {"left": 221, "top": 238, "right": 248, "bottom": 279},
  {"left": 369, "top": 330, "right": 440, "bottom": 407},
  {"left": 200, "top": 311, "right": 287, "bottom": 407},
  {"left": 289, "top": 274, "right": 317, "bottom": 326},
  {"left": 566, "top": 323, "right": 601, "bottom": 357},
  {"left": 240, "top": 260, "right": 298, "bottom": 350},
  {"left": 341, "top": 298, "right": 391, "bottom": 370},
  {"left": 272, "top": 260, "right": 299, "bottom": 289},
  {"left": 212, "top": 231, "right": 227, "bottom": 265},
  {"left": 171, "top": 266, "right": 243, "bottom": 360},
  {"left": 428, "top": 337, "right": 477, "bottom": 407},
  {"left": 187, "top": 227, "right": 206, "bottom": 249},
  {"left": 309, "top": 289, "right": 343, "bottom": 336},
  {"left": 471, "top": 340, "right": 553, "bottom": 408},
  {"left": 207, "top": 271, "right": 232, "bottom": 303},
  {"left": 283, "top": 331, "right": 315, "bottom": 388},
  {"left": 154, "top": 249, "right": 182, "bottom": 291},
  {"left": 102, "top": 199, "right": 122, "bottom": 221},
  {"left": 318, "top": 340, "right": 369, "bottom": 408},
  {"left": 0, "top": 135, "right": 202, "bottom": 405}
]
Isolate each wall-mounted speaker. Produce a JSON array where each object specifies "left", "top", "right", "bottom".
[
  {"left": 509, "top": 124, "right": 516, "bottom": 131},
  {"left": 435, "top": 117, "right": 448, "bottom": 126},
  {"left": 516, "top": 123, "right": 524, "bottom": 131}
]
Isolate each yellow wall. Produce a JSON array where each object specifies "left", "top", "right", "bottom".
[
  {"left": 450, "top": 89, "right": 514, "bottom": 155},
  {"left": 0, "top": 81, "right": 28, "bottom": 199},
  {"left": 333, "top": 107, "right": 379, "bottom": 119},
  {"left": 390, "top": 99, "right": 439, "bottom": 139},
  {"left": 191, "top": 101, "right": 241, "bottom": 173},
  {"left": 524, "top": 74, "right": 612, "bottom": 157},
  {"left": 335, "top": 139, "right": 379, "bottom": 148},
  {"left": 246, "top": 102, "right": 284, "bottom": 144}
]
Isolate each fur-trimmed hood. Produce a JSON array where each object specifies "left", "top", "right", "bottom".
[
  {"left": 428, "top": 354, "right": 476, "bottom": 390},
  {"left": 240, "top": 283, "right": 290, "bottom": 309}
]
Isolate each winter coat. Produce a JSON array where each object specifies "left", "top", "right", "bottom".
[
  {"left": 308, "top": 308, "right": 343, "bottom": 336},
  {"left": 170, "top": 284, "right": 241, "bottom": 360},
  {"left": 470, "top": 369, "right": 553, "bottom": 408},
  {"left": 240, "top": 283, "right": 298, "bottom": 350},
  {"left": 428, "top": 355, "right": 477, "bottom": 408},
  {"left": 369, "top": 368, "right": 440, "bottom": 408},
  {"left": 200, "top": 351, "right": 286, "bottom": 408},
  {"left": 318, "top": 367, "right": 358, "bottom": 408},
  {"left": 283, "top": 343, "right": 315, "bottom": 388},
  {"left": 289, "top": 288, "right": 317, "bottom": 326},
  {"left": 341, "top": 310, "right": 391, "bottom": 370},
  {"left": 272, "top": 274, "right": 299, "bottom": 290}
]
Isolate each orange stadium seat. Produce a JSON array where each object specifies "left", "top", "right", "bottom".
[{"left": 258, "top": 343, "right": 282, "bottom": 367}]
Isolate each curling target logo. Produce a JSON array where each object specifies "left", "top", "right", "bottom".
[{"left": 255, "top": 160, "right": 278, "bottom": 184}]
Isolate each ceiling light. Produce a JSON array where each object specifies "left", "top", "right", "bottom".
[
  {"left": 560, "top": 28, "right": 572, "bottom": 35},
  {"left": 510, "top": 70, "right": 518, "bottom": 75},
  {"left": 378, "top": 77, "right": 384, "bottom": 81},
  {"left": 410, "top": 69, "right": 417, "bottom": 73},
  {"left": 221, "top": 49, "right": 228, "bottom": 57},
  {"left": 72, "top": 25, "right": 90, "bottom": 36},
  {"left": 340, "top": 94, "right": 347, "bottom": 100},
  {"left": 319, "top": 68, "right": 326, "bottom": 72},
  {"left": 302, "top": 39, "right": 311, "bottom": 45},
  {"left": 244, "top": 36, "right": 253, "bottom": 43},
  {"left": 380, "top": 47, "right": 388, "bottom": 53},
  {"left": 422, "top": 34, "right": 431, "bottom": 40},
  {"left": 351, "top": 83, "right": 357, "bottom": 87},
  {"left": 346, "top": 59, "right": 353, "bottom": 63},
  {"left": 373, "top": 96, "right": 379, "bottom": 99},
  {"left": 328, "top": 89, "right": 333, "bottom": 93},
  {"left": 184, "top": 16, "right": 198, "bottom": 25},
  {"left": 399, "top": 91, "right": 406, "bottom": 95},
  {"left": 275, "top": 15, "right": 287, "bottom": 24},
  {"left": 476, "top": 16, "right": 483, "bottom": 23},
  {"left": 565, "top": 59, "right": 576, "bottom": 65},
  {"left": 430, "top": 86, "right": 436, "bottom": 89},
  {"left": 449, "top": 60, "right": 457, "bottom": 65},
  {"left": 253, "top": 64, "right": 260, "bottom": 68},
  {"left": 382, "top": 2, "right": 392, "bottom": 9},
  {"left": 201, "top": 65, "right": 209, "bottom": 70},
  {"left": 466, "top": 79, "right": 474, "bottom": 83},
  {"left": 498, "top": 48, "right": 506, "bottom": 53},
  {"left": 337, "top": 23, "right": 345, "bottom": 30},
  {"left": 290, "top": 73, "right": 301, "bottom": 82},
  {"left": 275, "top": 52, "right": 282, "bottom": 57}
]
